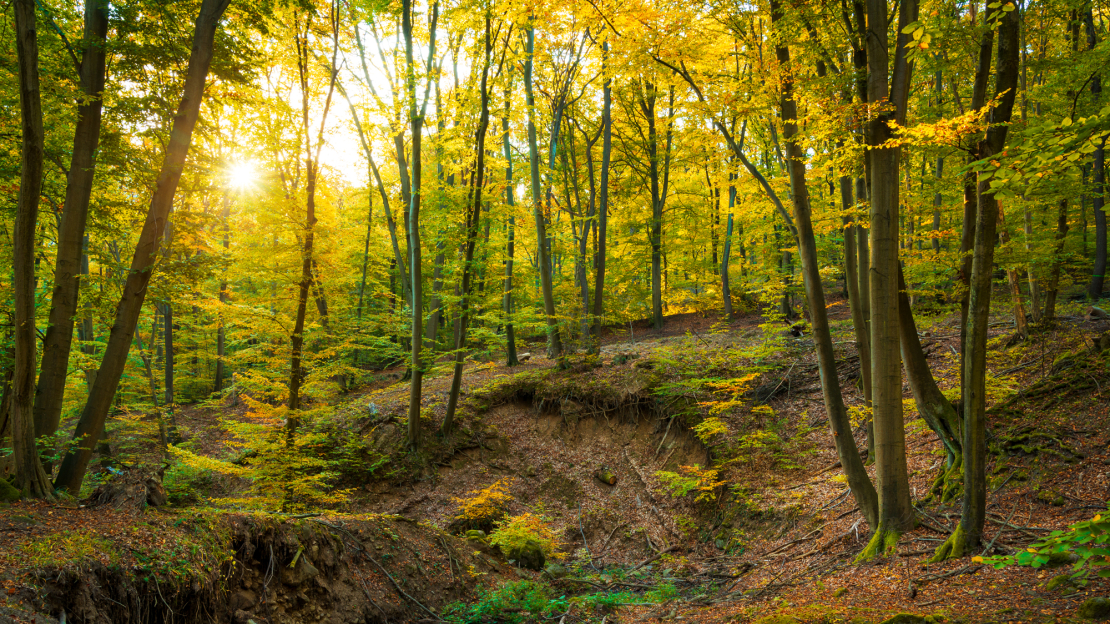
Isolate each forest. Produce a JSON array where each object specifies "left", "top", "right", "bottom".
[{"left": 0, "top": 0, "right": 1109, "bottom": 620}]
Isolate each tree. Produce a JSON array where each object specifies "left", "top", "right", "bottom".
[
  {"left": 54, "top": 0, "right": 234, "bottom": 495},
  {"left": 33, "top": 0, "right": 110, "bottom": 444},
  {"left": 934, "top": 0, "right": 1021, "bottom": 561},
  {"left": 860, "top": 0, "right": 918, "bottom": 557},
  {"left": 10, "top": 0, "right": 55, "bottom": 499}
]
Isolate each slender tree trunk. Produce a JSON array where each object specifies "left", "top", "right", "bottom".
[
  {"left": 404, "top": 0, "right": 439, "bottom": 450},
  {"left": 289, "top": 5, "right": 339, "bottom": 421},
  {"left": 1085, "top": 10, "right": 1105, "bottom": 300},
  {"left": 1042, "top": 198, "right": 1069, "bottom": 320},
  {"left": 215, "top": 194, "right": 231, "bottom": 390},
  {"left": 861, "top": 0, "right": 918, "bottom": 557},
  {"left": 589, "top": 43, "right": 612, "bottom": 352},
  {"left": 722, "top": 180, "right": 736, "bottom": 318},
  {"left": 33, "top": 0, "right": 110, "bottom": 441},
  {"left": 442, "top": 13, "right": 492, "bottom": 434},
  {"left": 501, "top": 86, "right": 520, "bottom": 367},
  {"left": 524, "top": 21, "right": 563, "bottom": 359},
  {"left": 898, "top": 265, "right": 962, "bottom": 495},
  {"left": 997, "top": 204, "right": 1028, "bottom": 339},
  {"left": 772, "top": 0, "right": 879, "bottom": 528},
  {"left": 54, "top": 0, "right": 233, "bottom": 495},
  {"left": 936, "top": 2, "right": 1020, "bottom": 561},
  {"left": 841, "top": 178, "right": 872, "bottom": 419},
  {"left": 11, "top": 0, "right": 54, "bottom": 499}
]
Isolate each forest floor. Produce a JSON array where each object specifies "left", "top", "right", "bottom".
[{"left": 1, "top": 293, "right": 1109, "bottom": 623}]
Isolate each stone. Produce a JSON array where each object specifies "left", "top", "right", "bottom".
[
  {"left": 509, "top": 540, "right": 545, "bottom": 570},
  {"left": 1078, "top": 597, "right": 1110, "bottom": 620},
  {"left": 879, "top": 615, "right": 928, "bottom": 624},
  {"left": 543, "top": 563, "right": 569, "bottom": 579},
  {"left": 280, "top": 556, "right": 319, "bottom": 587},
  {"left": 229, "top": 589, "right": 258, "bottom": 611}
]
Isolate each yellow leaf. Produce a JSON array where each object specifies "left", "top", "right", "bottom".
[{"left": 972, "top": 556, "right": 984, "bottom": 563}]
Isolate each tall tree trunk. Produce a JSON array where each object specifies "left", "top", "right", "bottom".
[
  {"left": 841, "top": 177, "right": 872, "bottom": 424},
  {"left": 589, "top": 43, "right": 612, "bottom": 352},
  {"left": 861, "top": 0, "right": 919, "bottom": 558},
  {"left": 54, "top": 0, "right": 233, "bottom": 495},
  {"left": 997, "top": 204, "right": 1028, "bottom": 339},
  {"left": 935, "top": 1, "right": 1020, "bottom": 561},
  {"left": 288, "top": 4, "right": 339, "bottom": 423},
  {"left": 442, "top": 12, "right": 493, "bottom": 434},
  {"left": 502, "top": 85, "right": 520, "bottom": 367},
  {"left": 1084, "top": 9, "right": 1105, "bottom": 300},
  {"left": 524, "top": 20, "right": 563, "bottom": 359},
  {"left": 33, "top": 0, "right": 110, "bottom": 441},
  {"left": 404, "top": 0, "right": 439, "bottom": 450},
  {"left": 11, "top": 0, "right": 54, "bottom": 499},
  {"left": 215, "top": 193, "right": 231, "bottom": 390},
  {"left": 1042, "top": 198, "right": 1069, "bottom": 320},
  {"left": 772, "top": 0, "right": 879, "bottom": 528},
  {"left": 722, "top": 179, "right": 736, "bottom": 318}
]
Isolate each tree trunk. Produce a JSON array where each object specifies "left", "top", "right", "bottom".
[
  {"left": 997, "top": 204, "right": 1028, "bottom": 339},
  {"left": 442, "top": 13, "right": 492, "bottom": 434},
  {"left": 722, "top": 181, "right": 736, "bottom": 318},
  {"left": 501, "top": 85, "right": 520, "bottom": 367},
  {"left": 589, "top": 43, "right": 612, "bottom": 352},
  {"left": 33, "top": 0, "right": 110, "bottom": 441},
  {"left": 404, "top": 0, "right": 439, "bottom": 450},
  {"left": 1042, "top": 198, "right": 1069, "bottom": 320},
  {"left": 289, "top": 5, "right": 340, "bottom": 420},
  {"left": 935, "top": 1, "right": 1020, "bottom": 561},
  {"left": 841, "top": 178, "right": 872, "bottom": 418},
  {"left": 898, "top": 265, "right": 962, "bottom": 498},
  {"left": 54, "top": 0, "right": 233, "bottom": 495},
  {"left": 860, "top": 0, "right": 918, "bottom": 558},
  {"left": 524, "top": 21, "right": 563, "bottom": 360},
  {"left": 1085, "top": 10, "right": 1105, "bottom": 300},
  {"left": 772, "top": 0, "right": 879, "bottom": 528},
  {"left": 11, "top": 0, "right": 54, "bottom": 499},
  {"left": 215, "top": 193, "right": 231, "bottom": 390}
]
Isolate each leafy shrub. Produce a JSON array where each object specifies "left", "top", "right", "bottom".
[
  {"left": 489, "top": 512, "right": 561, "bottom": 562},
  {"left": 655, "top": 464, "right": 726, "bottom": 502},
  {"left": 978, "top": 506, "right": 1110, "bottom": 584},
  {"left": 450, "top": 478, "right": 514, "bottom": 533},
  {"left": 442, "top": 580, "right": 567, "bottom": 623}
]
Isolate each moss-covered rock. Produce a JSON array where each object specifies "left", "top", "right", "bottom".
[
  {"left": 507, "top": 540, "right": 545, "bottom": 570},
  {"left": 0, "top": 479, "right": 20, "bottom": 502},
  {"left": 879, "top": 614, "right": 928, "bottom": 624},
  {"left": 1078, "top": 597, "right": 1110, "bottom": 620}
]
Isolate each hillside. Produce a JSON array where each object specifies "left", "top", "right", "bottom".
[{"left": 2, "top": 300, "right": 1108, "bottom": 624}]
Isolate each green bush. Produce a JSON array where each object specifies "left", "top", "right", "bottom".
[
  {"left": 442, "top": 580, "right": 567, "bottom": 623},
  {"left": 979, "top": 505, "right": 1110, "bottom": 585}
]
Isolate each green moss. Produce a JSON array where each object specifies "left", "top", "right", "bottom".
[
  {"left": 856, "top": 524, "right": 902, "bottom": 562},
  {"left": 0, "top": 479, "right": 20, "bottom": 502},
  {"left": 929, "top": 523, "right": 968, "bottom": 563},
  {"left": 21, "top": 530, "right": 118, "bottom": 567}
]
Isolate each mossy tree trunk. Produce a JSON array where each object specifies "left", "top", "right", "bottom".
[
  {"left": 861, "top": 0, "right": 919, "bottom": 558},
  {"left": 935, "top": 2, "right": 1020, "bottom": 562}
]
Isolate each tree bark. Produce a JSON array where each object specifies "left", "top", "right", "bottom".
[
  {"left": 404, "top": 0, "right": 439, "bottom": 450},
  {"left": 589, "top": 43, "right": 613, "bottom": 352},
  {"left": 897, "top": 266, "right": 962, "bottom": 476},
  {"left": 1084, "top": 9, "right": 1105, "bottom": 300},
  {"left": 54, "top": 0, "right": 233, "bottom": 495},
  {"left": 524, "top": 20, "right": 563, "bottom": 359},
  {"left": 442, "top": 12, "right": 493, "bottom": 434},
  {"left": 861, "top": 0, "right": 919, "bottom": 557},
  {"left": 11, "top": 0, "right": 54, "bottom": 499},
  {"left": 33, "top": 0, "right": 110, "bottom": 441},
  {"left": 772, "top": 0, "right": 879, "bottom": 529},
  {"left": 1042, "top": 198, "right": 1069, "bottom": 320},
  {"left": 936, "top": 1, "right": 1020, "bottom": 561},
  {"left": 502, "top": 84, "right": 520, "bottom": 367}
]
